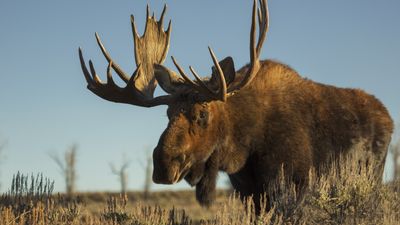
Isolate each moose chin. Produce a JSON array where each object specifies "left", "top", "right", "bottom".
[{"left": 79, "top": 0, "right": 393, "bottom": 212}]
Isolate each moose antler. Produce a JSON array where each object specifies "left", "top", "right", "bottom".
[
  {"left": 170, "top": 0, "right": 269, "bottom": 102},
  {"left": 79, "top": 5, "right": 173, "bottom": 107},
  {"left": 234, "top": 0, "right": 269, "bottom": 91},
  {"left": 210, "top": 0, "right": 269, "bottom": 95}
]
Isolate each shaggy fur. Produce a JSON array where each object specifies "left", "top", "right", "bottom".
[
  {"left": 152, "top": 60, "right": 393, "bottom": 212},
  {"left": 195, "top": 150, "right": 219, "bottom": 207}
]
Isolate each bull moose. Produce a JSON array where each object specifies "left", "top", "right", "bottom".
[{"left": 79, "top": 0, "right": 393, "bottom": 210}]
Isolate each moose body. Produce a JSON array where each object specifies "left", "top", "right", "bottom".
[
  {"left": 209, "top": 60, "right": 393, "bottom": 203},
  {"left": 152, "top": 59, "right": 393, "bottom": 207},
  {"left": 79, "top": 0, "right": 393, "bottom": 211}
]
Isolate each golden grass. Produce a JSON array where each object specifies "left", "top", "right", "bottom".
[{"left": 1, "top": 148, "right": 400, "bottom": 225}]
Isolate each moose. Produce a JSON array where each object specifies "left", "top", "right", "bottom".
[{"left": 79, "top": 0, "right": 393, "bottom": 210}]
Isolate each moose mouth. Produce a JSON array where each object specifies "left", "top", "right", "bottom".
[{"left": 171, "top": 161, "right": 192, "bottom": 184}]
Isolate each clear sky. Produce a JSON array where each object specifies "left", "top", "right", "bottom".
[{"left": 0, "top": 0, "right": 399, "bottom": 193}]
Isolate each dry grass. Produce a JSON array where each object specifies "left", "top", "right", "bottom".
[{"left": 1, "top": 148, "right": 400, "bottom": 225}]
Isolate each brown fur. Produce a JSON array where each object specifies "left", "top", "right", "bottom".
[{"left": 152, "top": 59, "right": 393, "bottom": 211}]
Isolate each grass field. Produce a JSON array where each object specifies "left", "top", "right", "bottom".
[{"left": 1, "top": 150, "right": 399, "bottom": 225}]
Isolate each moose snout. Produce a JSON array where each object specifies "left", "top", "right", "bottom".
[
  {"left": 152, "top": 163, "right": 181, "bottom": 184},
  {"left": 152, "top": 146, "right": 180, "bottom": 184}
]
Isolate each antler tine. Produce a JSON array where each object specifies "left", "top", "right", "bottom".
[
  {"left": 208, "top": 47, "right": 227, "bottom": 102},
  {"left": 79, "top": 48, "right": 109, "bottom": 88},
  {"left": 95, "top": 33, "right": 130, "bottom": 83},
  {"left": 171, "top": 56, "right": 205, "bottom": 92},
  {"left": 256, "top": 0, "right": 269, "bottom": 57},
  {"left": 130, "top": 14, "right": 141, "bottom": 67},
  {"left": 189, "top": 66, "right": 217, "bottom": 97},
  {"left": 171, "top": 56, "right": 195, "bottom": 85},
  {"left": 130, "top": 14, "right": 140, "bottom": 42},
  {"left": 249, "top": 0, "right": 258, "bottom": 67},
  {"left": 146, "top": 5, "right": 150, "bottom": 19},
  {"left": 166, "top": 20, "right": 172, "bottom": 34},
  {"left": 231, "top": 0, "right": 269, "bottom": 92},
  {"left": 144, "top": 5, "right": 151, "bottom": 33},
  {"left": 88, "top": 60, "right": 102, "bottom": 84},
  {"left": 79, "top": 48, "right": 95, "bottom": 86},
  {"left": 258, "top": 4, "right": 262, "bottom": 28},
  {"left": 161, "top": 20, "right": 172, "bottom": 65},
  {"left": 159, "top": 4, "right": 167, "bottom": 26},
  {"left": 106, "top": 61, "right": 116, "bottom": 86}
]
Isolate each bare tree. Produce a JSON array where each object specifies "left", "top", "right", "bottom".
[
  {"left": 49, "top": 144, "right": 77, "bottom": 196},
  {"left": 393, "top": 142, "right": 400, "bottom": 180},
  {"left": 110, "top": 156, "right": 130, "bottom": 195},
  {"left": 139, "top": 150, "right": 152, "bottom": 200},
  {"left": 392, "top": 120, "right": 400, "bottom": 180}
]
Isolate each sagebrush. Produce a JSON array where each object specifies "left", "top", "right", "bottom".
[{"left": 1, "top": 149, "right": 399, "bottom": 225}]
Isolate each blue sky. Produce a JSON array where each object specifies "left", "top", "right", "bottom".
[{"left": 0, "top": 0, "right": 399, "bottom": 193}]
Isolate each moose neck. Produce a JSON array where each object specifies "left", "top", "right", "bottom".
[{"left": 212, "top": 91, "right": 266, "bottom": 174}]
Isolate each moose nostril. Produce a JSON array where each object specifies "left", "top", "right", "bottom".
[{"left": 177, "top": 154, "right": 186, "bottom": 164}]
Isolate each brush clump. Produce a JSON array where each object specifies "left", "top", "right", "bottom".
[{"left": 1, "top": 147, "right": 399, "bottom": 225}]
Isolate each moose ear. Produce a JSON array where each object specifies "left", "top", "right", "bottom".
[
  {"left": 154, "top": 64, "right": 185, "bottom": 94},
  {"left": 210, "top": 56, "right": 235, "bottom": 86}
]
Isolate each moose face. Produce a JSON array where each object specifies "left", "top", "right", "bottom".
[{"left": 152, "top": 97, "right": 220, "bottom": 185}]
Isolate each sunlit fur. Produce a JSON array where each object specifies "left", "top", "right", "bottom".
[{"left": 152, "top": 60, "right": 393, "bottom": 209}]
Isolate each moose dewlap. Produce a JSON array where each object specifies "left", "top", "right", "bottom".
[{"left": 79, "top": 0, "right": 393, "bottom": 212}]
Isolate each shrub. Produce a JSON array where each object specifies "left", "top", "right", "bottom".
[{"left": 1, "top": 146, "right": 399, "bottom": 225}]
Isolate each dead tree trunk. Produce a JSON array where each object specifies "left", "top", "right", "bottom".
[
  {"left": 393, "top": 140, "right": 400, "bottom": 181},
  {"left": 138, "top": 150, "right": 153, "bottom": 201},
  {"left": 143, "top": 154, "right": 152, "bottom": 200},
  {"left": 392, "top": 121, "right": 400, "bottom": 181},
  {"left": 50, "top": 144, "right": 77, "bottom": 197},
  {"left": 110, "top": 157, "right": 130, "bottom": 195}
]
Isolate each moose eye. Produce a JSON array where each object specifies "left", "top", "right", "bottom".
[
  {"left": 175, "top": 154, "right": 186, "bottom": 164},
  {"left": 197, "top": 110, "right": 209, "bottom": 128},
  {"left": 199, "top": 111, "right": 207, "bottom": 119}
]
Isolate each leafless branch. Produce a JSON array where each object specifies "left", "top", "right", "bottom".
[
  {"left": 49, "top": 144, "right": 78, "bottom": 196},
  {"left": 110, "top": 155, "right": 131, "bottom": 194}
]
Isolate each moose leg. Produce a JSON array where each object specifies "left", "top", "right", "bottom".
[
  {"left": 371, "top": 119, "right": 393, "bottom": 182},
  {"left": 195, "top": 151, "right": 219, "bottom": 207},
  {"left": 228, "top": 160, "right": 260, "bottom": 213}
]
